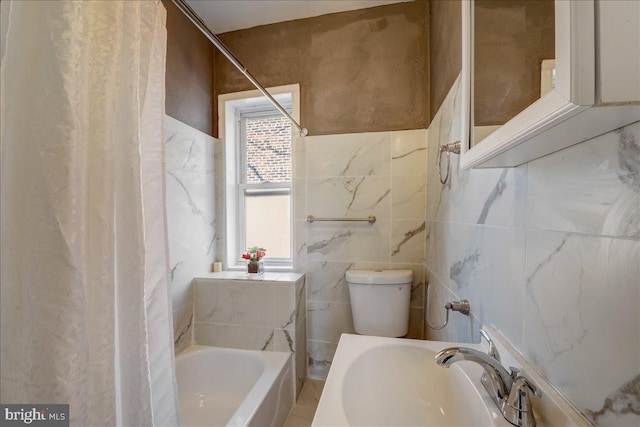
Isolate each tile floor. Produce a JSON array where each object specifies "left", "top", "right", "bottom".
[{"left": 283, "top": 379, "right": 325, "bottom": 427}]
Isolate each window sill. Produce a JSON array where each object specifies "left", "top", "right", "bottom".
[{"left": 195, "top": 270, "right": 303, "bottom": 282}]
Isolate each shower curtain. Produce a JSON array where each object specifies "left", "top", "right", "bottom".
[{"left": 0, "top": 1, "right": 180, "bottom": 425}]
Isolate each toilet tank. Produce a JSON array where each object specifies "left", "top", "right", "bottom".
[{"left": 346, "top": 269, "right": 413, "bottom": 337}]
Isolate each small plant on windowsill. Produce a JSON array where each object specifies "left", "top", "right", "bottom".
[{"left": 242, "top": 247, "right": 266, "bottom": 275}]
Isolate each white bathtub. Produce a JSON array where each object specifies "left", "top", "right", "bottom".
[{"left": 176, "top": 345, "right": 293, "bottom": 427}]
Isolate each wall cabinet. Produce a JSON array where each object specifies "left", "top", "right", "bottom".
[{"left": 460, "top": 0, "right": 640, "bottom": 169}]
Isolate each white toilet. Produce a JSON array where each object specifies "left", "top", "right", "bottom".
[{"left": 346, "top": 269, "right": 413, "bottom": 337}]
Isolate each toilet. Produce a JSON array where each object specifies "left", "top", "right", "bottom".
[{"left": 346, "top": 269, "right": 413, "bottom": 337}]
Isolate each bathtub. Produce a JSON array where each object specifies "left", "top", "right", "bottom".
[{"left": 176, "top": 345, "right": 293, "bottom": 427}]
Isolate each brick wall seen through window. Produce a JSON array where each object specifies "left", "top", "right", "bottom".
[{"left": 245, "top": 115, "right": 291, "bottom": 184}]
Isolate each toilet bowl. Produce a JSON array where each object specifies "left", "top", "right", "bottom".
[{"left": 346, "top": 269, "right": 413, "bottom": 337}]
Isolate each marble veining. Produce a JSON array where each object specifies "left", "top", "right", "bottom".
[
  {"left": 617, "top": 126, "right": 640, "bottom": 192},
  {"left": 300, "top": 129, "right": 428, "bottom": 379},
  {"left": 525, "top": 234, "right": 569, "bottom": 286},
  {"left": 165, "top": 115, "right": 217, "bottom": 350},
  {"left": 477, "top": 169, "right": 508, "bottom": 224},
  {"left": 307, "top": 231, "right": 352, "bottom": 255},
  {"left": 167, "top": 169, "right": 205, "bottom": 217},
  {"left": 449, "top": 251, "right": 479, "bottom": 289},
  {"left": 392, "top": 146, "right": 426, "bottom": 160},
  {"left": 588, "top": 374, "right": 640, "bottom": 424},
  {"left": 261, "top": 331, "right": 275, "bottom": 351},
  {"left": 391, "top": 221, "right": 425, "bottom": 256}
]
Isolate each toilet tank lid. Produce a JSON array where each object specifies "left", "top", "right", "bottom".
[{"left": 345, "top": 269, "right": 413, "bottom": 285}]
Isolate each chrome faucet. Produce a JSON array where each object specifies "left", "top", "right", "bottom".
[{"left": 435, "top": 330, "right": 541, "bottom": 427}]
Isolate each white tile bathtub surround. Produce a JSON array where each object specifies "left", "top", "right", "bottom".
[
  {"left": 425, "top": 74, "right": 640, "bottom": 426},
  {"left": 193, "top": 273, "right": 307, "bottom": 397},
  {"left": 165, "top": 115, "right": 217, "bottom": 351},
  {"left": 173, "top": 303, "right": 194, "bottom": 354}
]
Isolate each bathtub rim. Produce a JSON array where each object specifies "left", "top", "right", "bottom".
[{"left": 176, "top": 344, "right": 291, "bottom": 427}]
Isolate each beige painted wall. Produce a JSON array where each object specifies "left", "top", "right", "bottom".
[
  {"left": 474, "top": 0, "right": 554, "bottom": 126},
  {"left": 214, "top": 1, "right": 429, "bottom": 137},
  {"left": 164, "top": 0, "right": 214, "bottom": 136},
  {"left": 429, "top": 0, "right": 462, "bottom": 122}
]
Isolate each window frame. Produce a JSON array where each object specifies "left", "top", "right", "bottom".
[{"left": 219, "top": 86, "right": 299, "bottom": 272}]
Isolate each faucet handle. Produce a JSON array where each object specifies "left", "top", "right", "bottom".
[
  {"left": 503, "top": 376, "right": 541, "bottom": 427},
  {"left": 479, "top": 330, "right": 500, "bottom": 361},
  {"left": 514, "top": 376, "right": 541, "bottom": 399}
]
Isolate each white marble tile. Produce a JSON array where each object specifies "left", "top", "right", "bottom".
[
  {"left": 293, "top": 178, "right": 307, "bottom": 220},
  {"left": 307, "top": 301, "right": 355, "bottom": 343},
  {"left": 527, "top": 121, "right": 640, "bottom": 239},
  {"left": 165, "top": 115, "right": 217, "bottom": 311},
  {"left": 275, "top": 282, "right": 296, "bottom": 330},
  {"left": 425, "top": 154, "right": 527, "bottom": 228},
  {"left": 391, "top": 129, "right": 428, "bottom": 176},
  {"left": 306, "top": 220, "right": 390, "bottom": 262},
  {"left": 391, "top": 175, "right": 426, "bottom": 219},
  {"left": 194, "top": 279, "right": 276, "bottom": 327},
  {"left": 307, "top": 340, "right": 338, "bottom": 380},
  {"left": 274, "top": 328, "right": 296, "bottom": 353},
  {"left": 390, "top": 220, "right": 426, "bottom": 263},
  {"left": 425, "top": 79, "right": 526, "bottom": 229},
  {"left": 173, "top": 304, "right": 193, "bottom": 354},
  {"left": 425, "top": 221, "right": 525, "bottom": 347},
  {"left": 390, "top": 263, "right": 425, "bottom": 308},
  {"left": 307, "top": 176, "right": 391, "bottom": 219},
  {"left": 295, "top": 276, "right": 306, "bottom": 328},
  {"left": 293, "top": 135, "right": 306, "bottom": 179},
  {"left": 424, "top": 272, "right": 452, "bottom": 342},
  {"left": 424, "top": 270, "right": 482, "bottom": 344},
  {"left": 294, "top": 219, "right": 308, "bottom": 273},
  {"left": 523, "top": 230, "right": 640, "bottom": 419},
  {"left": 306, "top": 132, "right": 391, "bottom": 177},
  {"left": 194, "top": 323, "right": 275, "bottom": 351},
  {"left": 306, "top": 260, "right": 387, "bottom": 303},
  {"left": 295, "top": 315, "right": 307, "bottom": 396}
]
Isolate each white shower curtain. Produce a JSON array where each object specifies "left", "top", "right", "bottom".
[{"left": 0, "top": 1, "right": 180, "bottom": 426}]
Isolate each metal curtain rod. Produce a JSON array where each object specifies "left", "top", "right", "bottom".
[{"left": 171, "top": 0, "right": 308, "bottom": 137}]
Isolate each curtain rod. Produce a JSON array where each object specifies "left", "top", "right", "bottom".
[{"left": 171, "top": 0, "right": 308, "bottom": 137}]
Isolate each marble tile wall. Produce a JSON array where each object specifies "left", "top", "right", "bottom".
[
  {"left": 165, "top": 115, "right": 219, "bottom": 353},
  {"left": 425, "top": 75, "right": 640, "bottom": 426},
  {"left": 296, "top": 130, "right": 428, "bottom": 379},
  {"left": 193, "top": 273, "right": 307, "bottom": 397}
]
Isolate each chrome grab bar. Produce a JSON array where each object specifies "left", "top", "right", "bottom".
[{"left": 305, "top": 215, "right": 376, "bottom": 224}]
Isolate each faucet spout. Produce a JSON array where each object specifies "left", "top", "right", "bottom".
[{"left": 435, "top": 346, "right": 512, "bottom": 398}]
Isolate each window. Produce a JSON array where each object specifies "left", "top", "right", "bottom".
[
  {"left": 219, "top": 86, "right": 299, "bottom": 271},
  {"left": 239, "top": 108, "right": 292, "bottom": 264}
]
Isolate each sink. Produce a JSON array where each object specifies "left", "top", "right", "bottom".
[
  {"left": 313, "top": 334, "right": 509, "bottom": 427},
  {"left": 312, "top": 331, "right": 590, "bottom": 427},
  {"left": 342, "top": 344, "right": 500, "bottom": 426}
]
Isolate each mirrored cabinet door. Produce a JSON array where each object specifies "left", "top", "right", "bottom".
[{"left": 460, "top": 0, "right": 640, "bottom": 170}]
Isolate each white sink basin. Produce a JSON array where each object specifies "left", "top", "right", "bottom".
[
  {"left": 313, "top": 334, "right": 509, "bottom": 427},
  {"left": 312, "top": 331, "right": 590, "bottom": 427}
]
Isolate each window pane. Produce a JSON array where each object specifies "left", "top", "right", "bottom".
[
  {"left": 245, "top": 115, "right": 291, "bottom": 184},
  {"left": 245, "top": 191, "right": 291, "bottom": 259}
]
